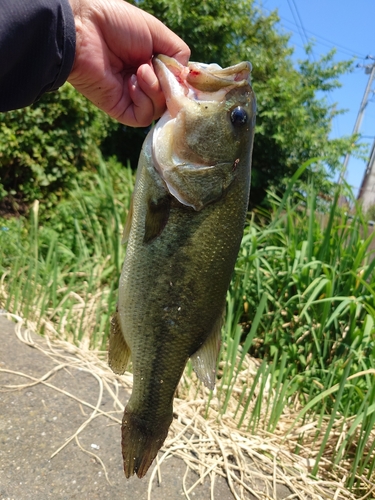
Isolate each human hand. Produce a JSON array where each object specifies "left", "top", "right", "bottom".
[{"left": 67, "top": 0, "right": 190, "bottom": 126}]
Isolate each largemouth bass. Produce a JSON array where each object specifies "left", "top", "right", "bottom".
[{"left": 109, "top": 54, "right": 256, "bottom": 478}]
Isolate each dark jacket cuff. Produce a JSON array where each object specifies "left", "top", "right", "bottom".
[
  {"left": 51, "top": 0, "right": 76, "bottom": 92},
  {"left": 0, "top": 0, "right": 76, "bottom": 111}
]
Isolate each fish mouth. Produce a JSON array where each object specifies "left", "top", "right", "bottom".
[
  {"left": 151, "top": 55, "right": 255, "bottom": 210},
  {"left": 153, "top": 55, "right": 252, "bottom": 117}
]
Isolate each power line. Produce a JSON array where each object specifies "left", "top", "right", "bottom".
[
  {"left": 257, "top": 0, "right": 371, "bottom": 143},
  {"left": 288, "top": 0, "right": 310, "bottom": 49},
  {"left": 278, "top": 17, "right": 366, "bottom": 59},
  {"left": 286, "top": 0, "right": 309, "bottom": 49},
  {"left": 284, "top": 0, "right": 347, "bottom": 137},
  {"left": 256, "top": 2, "right": 367, "bottom": 60},
  {"left": 297, "top": 30, "right": 365, "bottom": 59}
]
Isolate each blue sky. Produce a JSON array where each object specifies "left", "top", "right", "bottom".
[{"left": 255, "top": 0, "right": 375, "bottom": 197}]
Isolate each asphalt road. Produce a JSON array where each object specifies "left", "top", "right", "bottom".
[{"left": 0, "top": 315, "right": 293, "bottom": 500}]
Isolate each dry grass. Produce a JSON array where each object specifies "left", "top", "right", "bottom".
[{"left": 1, "top": 311, "right": 369, "bottom": 500}]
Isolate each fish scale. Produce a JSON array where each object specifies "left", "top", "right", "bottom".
[{"left": 108, "top": 54, "right": 256, "bottom": 478}]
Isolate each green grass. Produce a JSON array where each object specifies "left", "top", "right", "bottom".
[
  {"left": 0, "top": 157, "right": 133, "bottom": 349},
  {"left": 1, "top": 158, "right": 375, "bottom": 494},
  {"left": 216, "top": 172, "right": 375, "bottom": 492}
]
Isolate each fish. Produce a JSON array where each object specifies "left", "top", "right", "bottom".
[{"left": 108, "top": 54, "right": 256, "bottom": 479}]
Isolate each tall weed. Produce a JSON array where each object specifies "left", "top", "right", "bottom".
[
  {"left": 0, "top": 157, "right": 133, "bottom": 348},
  {"left": 220, "top": 174, "right": 375, "bottom": 491}
]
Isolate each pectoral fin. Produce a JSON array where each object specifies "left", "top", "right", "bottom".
[
  {"left": 122, "top": 195, "right": 134, "bottom": 244},
  {"left": 108, "top": 309, "right": 131, "bottom": 374},
  {"left": 144, "top": 195, "right": 171, "bottom": 244},
  {"left": 190, "top": 308, "right": 224, "bottom": 390}
]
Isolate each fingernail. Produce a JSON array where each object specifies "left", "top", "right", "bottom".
[{"left": 130, "top": 74, "right": 137, "bottom": 87}]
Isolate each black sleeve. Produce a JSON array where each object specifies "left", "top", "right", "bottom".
[{"left": 0, "top": 0, "right": 76, "bottom": 111}]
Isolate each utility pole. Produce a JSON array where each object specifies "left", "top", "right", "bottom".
[{"left": 338, "top": 57, "right": 375, "bottom": 185}]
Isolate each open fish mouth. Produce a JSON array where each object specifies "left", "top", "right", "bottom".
[
  {"left": 151, "top": 55, "right": 255, "bottom": 211},
  {"left": 153, "top": 54, "right": 252, "bottom": 117}
]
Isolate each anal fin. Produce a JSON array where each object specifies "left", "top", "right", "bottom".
[
  {"left": 190, "top": 307, "right": 224, "bottom": 390},
  {"left": 108, "top": 308, "right": 131, "bottom": 374}
]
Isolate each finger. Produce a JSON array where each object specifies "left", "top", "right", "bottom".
[
  {"left": 154, "top": 32, "right": 190, "bottom": 67},
  {"left": 139, "top": 9, "right": 191, "bottom": 66},
  {"left": 123, "top": 74, "right": 157, "bottom": 127},
  {"left": 136, "top": 64, "right": 166, "bottom": 119}
]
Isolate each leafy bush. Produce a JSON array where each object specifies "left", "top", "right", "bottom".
[{"left": 0, "top": 83, "right": 115, "bottom": 215}]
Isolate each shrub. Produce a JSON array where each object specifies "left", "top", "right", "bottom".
[{"left": 0, "top": 83, "right": 114, "bottom": 215}]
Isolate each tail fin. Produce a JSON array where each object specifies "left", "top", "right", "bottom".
[{"left": 122, "top": 406, "right": 173, "bottom": 478}]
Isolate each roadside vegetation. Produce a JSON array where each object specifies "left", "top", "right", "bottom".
[
  {"left": 1, "top": 159, "right": 375, "bottom": 495},
  {"left": 0, "top": 0, "right": 374, "bottom": 496}
]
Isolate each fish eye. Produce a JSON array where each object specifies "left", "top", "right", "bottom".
[{"left": 230, "top": 106, "right": 248, "bottom": 126}]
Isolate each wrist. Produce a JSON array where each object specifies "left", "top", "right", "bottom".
[{"left": 68, "top": 0, "right": 80, "bottom": 15}]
